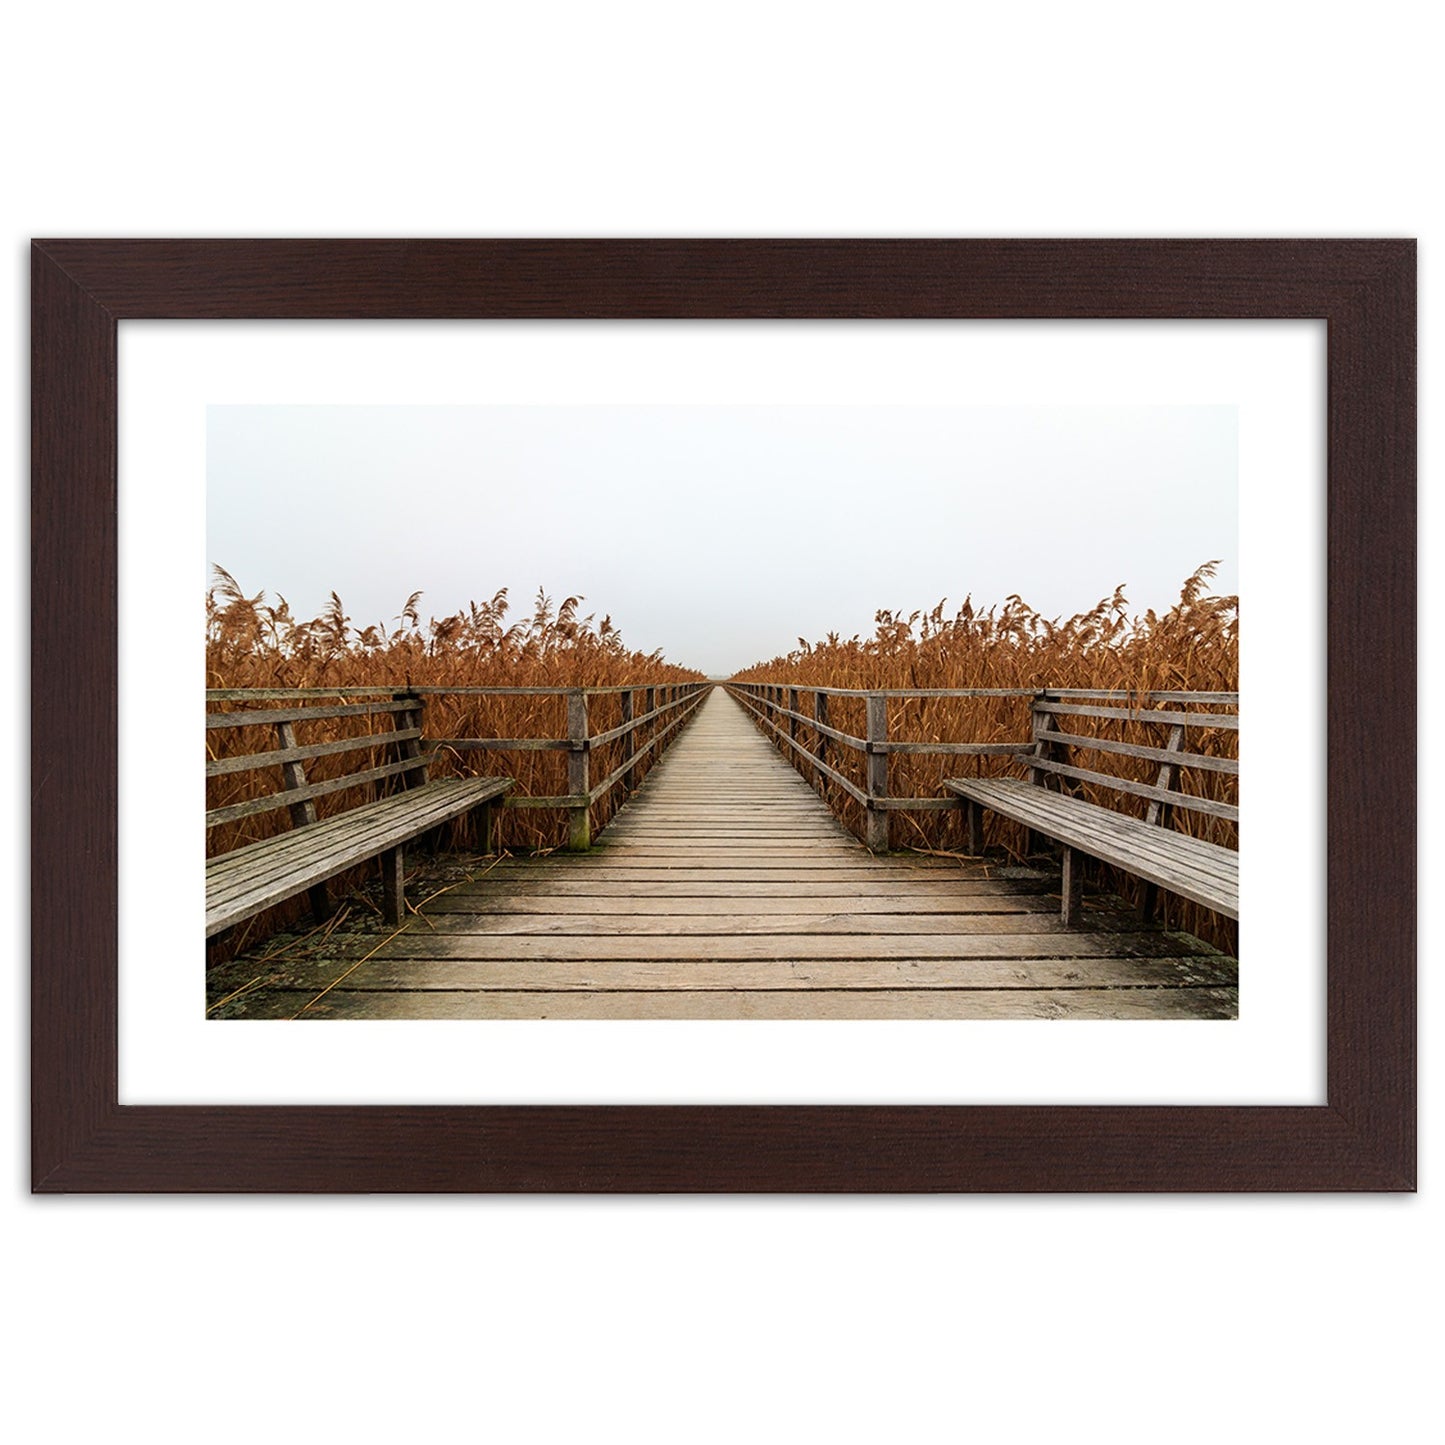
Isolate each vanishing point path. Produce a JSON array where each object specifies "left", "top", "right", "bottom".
[{"left": 231, "top": 688, "right": 1237, "bottom": 1019}]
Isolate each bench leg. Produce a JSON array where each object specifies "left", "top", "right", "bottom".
[
  {"left": 1136, "top": 880, "right": 1159, "bottom": 923},
  {"left": 1061, "top": 846, "right": 1083, "bottom": 927},
  {"left": 381, "top": 845, "right": 405, "bottom": 925},
  {"left": 965, "top": 801, "right": 982, "bottom": 857},
  {"left": 307, "top": 882, "right": 331, "bottom": 924},
  {"left": 483, "top": 800, "right": 502, "bottom": 856}
]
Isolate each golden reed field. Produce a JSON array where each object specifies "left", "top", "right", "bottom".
[
  {"left": 730, "top": 562, "right": 1238, "bottom": 950},
  {"left": 208, "top": 563, "right": 1237, "bottom": 954},
  {"left": 206, "top": 569, "right": 704, "bottom": 953}
]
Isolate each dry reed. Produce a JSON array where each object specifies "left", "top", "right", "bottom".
[
  {"left": 729, "top": 563, "right": 1239, "bottom": 951},
  {"left": 206, "top": 569, "right": 704, "bottom": 956}
]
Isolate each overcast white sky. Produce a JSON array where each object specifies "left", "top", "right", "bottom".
[{"left": 207, "top": 405, "right": 1236, "bottom": 676}]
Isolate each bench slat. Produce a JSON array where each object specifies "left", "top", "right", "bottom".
[
  {"left": 206, "top": 777, "right": 514, "bottom": 905},
  {"left": 206, "top": 727, "right": 424, "bottom": 778},
  {"left": 206, "top": 752, "right": 439, "bottom": 828},
  {"left": 951, "top": 780, "right": 1237, "bottom": 882},
  {"left": 946, "top": 778, "right": 1238, "bottom": 919},
  {"left": 206, "top": 777, "right": 511, "bottom": 936},
  {"left": 206, "top": 699, "right": 415, "bottom": 730},
  {"left": 1035, "top": 726, "right": 1238, "bottom": 776},
  {"left": 1017, "top": 753, "right": 1239, "bottom": 823},
  {"left": 1036, "top": 701, "right": 1239, "bottom": 731}
]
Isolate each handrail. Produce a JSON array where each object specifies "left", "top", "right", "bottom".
[
  {"left": 207, "top": 681, "right": 712, "bottom": 850},
  {"left": 723, "top": 683, "right": 1238, "bottom": 703},
  {"left": 206, "top": 684, "right": 707, "bottom": 700},
  {"left": 726, "top": 681, "right": 1236, "bottom": 852}
]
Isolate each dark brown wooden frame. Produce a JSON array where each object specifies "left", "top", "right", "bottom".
[{"left": 31, "top": 240, "right": 1415, "bottom": 1192}]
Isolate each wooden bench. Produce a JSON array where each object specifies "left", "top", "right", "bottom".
[
  {"left": 206, "top": 694, "right": 511, "bottom": 938},
  {"left": 945, "top": 694, "right": 1238, "bottom": 926}
]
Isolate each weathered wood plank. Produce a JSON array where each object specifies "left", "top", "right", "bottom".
[
  {"left": 414, "top": 909, "right": 1151, "bottom": 937},
  {"left": 260, "top": 953, "right": 1237, "bottom": 993},
  {"left": 262, "top": 986, "right": 1239, "bottom": 1021},
  {"left": 206, "top": 777, "right": 512, "bottom": 935},
  {"left": 366, "top": 930, "right": 1216, "bottom": 963},
  {"left": 1015, "top": 753, "right": 1239, "bottom": 823},
  {"left": 945, "top": 777, "right": 1238, "bottom": 918},
  {"left": 212, "top": 688, "right": 1236, "bottom": 1022},
  {"left": 205, "top": 751, "right": 440, "bottom": 828},
  {"left": 206, "top": 727, "right": 425, "bottom": 777},
  {"left": 206, "top": 699, "right": 414, "bottom": 730},
  {"left": 1036, "top": 701, "right": 1239, "bottom": 730},
  {"left": 1036, "top": 725, "right": 1237, "bottom": 775},
  {"left": 421, "top": 892, "right": 1057, "bottom": 915}
]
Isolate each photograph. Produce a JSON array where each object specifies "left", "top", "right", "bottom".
[{"left": 204, "top": 402, "right": 1240, "bottom": 1021}]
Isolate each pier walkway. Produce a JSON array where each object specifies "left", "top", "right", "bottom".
[{"left": 219, "top": 688, "right": 1237, "bottom": 1019}]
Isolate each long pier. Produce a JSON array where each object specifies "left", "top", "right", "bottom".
[{"left": 215, "top": 688, "right": 1237, "bottom": 1019}]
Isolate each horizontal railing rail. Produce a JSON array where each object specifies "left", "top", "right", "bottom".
[
  {"left": 726, "top": 682, "right": 1237, "bottom": 852},
  {"left": 207, "top": 682, "right": 711, "bottom": 851}
]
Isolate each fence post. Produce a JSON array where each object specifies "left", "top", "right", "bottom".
[
  {"left": 567, "top": 688, "right": 590, "bottom": 851},
  {"left": 865, "top": 692, "right": 889, "bottom": 852},
  {"left": 788, "top": 687, "right": 799, "bottom": 747},
  {"left": 275, "top": 716, "right": 332, "bottom": 920},
  {"left": 391, "top": 691, "right": 428, "bottom": 790},
  {"left": 620, "top": 688, "right": 636, "bottom": 790},
  {"left": 815, "top": 690, "right": 830, "bottom": 792}
]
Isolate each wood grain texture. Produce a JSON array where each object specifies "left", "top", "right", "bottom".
[
  {"left": 30, "top": 238, "right": 1415, "bottom": 1193},
  {"left": 217, "top": 692, "right": 1232, "bottom": 1017},
  {"left": 946, "top": 777, "right": 1239, "bottom": 918}
]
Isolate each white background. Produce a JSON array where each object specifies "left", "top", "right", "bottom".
[
  {"left": 3, "top": 4, "right": 1436, "bottom": 1443},
  {"left": 122, "top": 322, "right": 1320, "bottom": 1107}
]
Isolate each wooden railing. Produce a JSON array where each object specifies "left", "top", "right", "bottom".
[
  {"left": 422, "top": 682, "right": 710, "bottom": 849},
  {"left": 726, "top": 683, "right": 1237, "bottom": 852},
  {"left": 206, "top": 682, "right": 711, "bottom": 851}
]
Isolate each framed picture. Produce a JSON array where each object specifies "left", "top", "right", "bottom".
[{"left": 31, "top": 239, "right": 1414, "bottom": 1191}]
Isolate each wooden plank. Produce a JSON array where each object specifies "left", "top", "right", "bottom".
[
  {"left": 251, "top": 988, "right": 1242, "bottom": 1023},
  {"left": 1017, "top": 754, "right": 1239, "bottom": 823},
  {"left": 435, "top": 879, "right": 1053, "bottom": 900},
  {"left": 433, "top": 737, "right": 571, "bottom": 752},
  {"left": 1034, "top": 725, "right": 1237, "bottom": 776},
  {"left": 944, "top": 778, "right": 1238, "bottom": 917},
  {"left": 1036, "top": 701, "right": 1238, "bottom": 730},
  {"left": 206, "top": 727, "right": 424, "bottom": 777},
  {"left": 865, "top": 693, "right": 889, "bottom": 851},
  {"left": 206, "top": 778, "right": 513, "bottom": 933},
  {"left": 208, "top": 777, "right": 514, "bottom": 899},
  {"left": 253, "top": 986, "right": 1239, "bottom": 1021},
  {"left": 205, "top": 752, "right": 440, "bottom": 828},
  {"left": 262, "top": 953, "right": 1237, "bottom": 994},
  {"left": 365, "top": 930, "right": 1216, "bottom": 963},
  {"left": 415, "top": 910, "right": 1142, "bottom": 937},
  {"left": 566, "top": 689, "right": 590, "bottom": 851},
  {"left": 947, "top": 780, "right": 1239, "bottom": 880},
  {"left": 207, "top": 699, "right": 413, "bottom": 730},
  {"left": 422, "top": 893, "right": 1057, "bottom": 915}
]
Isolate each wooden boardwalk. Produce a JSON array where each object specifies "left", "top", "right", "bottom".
[{"left": 220, "top": 688, "right": 1237, "bottom": 1019}]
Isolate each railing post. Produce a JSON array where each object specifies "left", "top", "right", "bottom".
[
  {"left": 1023, "top": 692, "right": 1053, "bottom": 855},
  {"left": 567, "top": 688, "right": 590, "bottom": 851},
  {"left": 815, "top": 690, "right": 830, "bottom": 792},
  {"left": 276, "top": 716, "right": 332, "bottom": 920},
  {"left": 788, "top": 687, "right": 799, "bottom": 745},
  {"left": 621, "top": 688, "right": 636, "bottom": 790},
  {"left": 865, "top": 692, "right": 889, "bottom": 852},
  {"left": 392, "top": 691, "right": 428, "bottom": 790}
]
